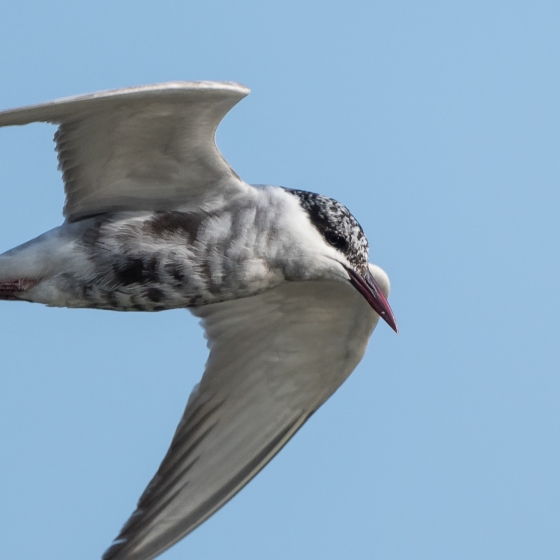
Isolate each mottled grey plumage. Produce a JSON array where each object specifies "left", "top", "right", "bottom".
[{"left": 0, "top": 82, "right": 397, "bottom": 560}]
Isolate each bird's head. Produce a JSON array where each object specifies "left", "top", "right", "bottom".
[{"left": 285, "top": 188, "right": 398, "bottom": 333}]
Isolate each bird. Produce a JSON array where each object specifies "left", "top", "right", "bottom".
[{"left": 0, "top": 81, "right": 397, "bottom": 560}]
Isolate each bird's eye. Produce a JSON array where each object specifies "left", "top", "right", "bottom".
[{"left": 325, "top": 231, "right": 348, "bottom": 250}]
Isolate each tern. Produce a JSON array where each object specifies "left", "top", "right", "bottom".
[{"left": 0, "top": 82, "right": 397, "bottom": 560}]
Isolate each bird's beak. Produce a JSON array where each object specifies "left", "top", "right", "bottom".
[{"left": 345, "top": 267, "right": 398, "bottom": 333}]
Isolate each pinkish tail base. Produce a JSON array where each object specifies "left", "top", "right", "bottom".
[{"left": 0, "top": 279, "right": 38, "bottom": 300}]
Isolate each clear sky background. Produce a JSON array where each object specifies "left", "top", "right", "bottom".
[{"left": 0, "top": 1, "right": 558, "bottom": 559}]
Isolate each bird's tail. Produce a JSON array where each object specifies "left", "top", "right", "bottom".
[
  {"left": 0, "top": 225, "right": 70, "bottom": 302},
  {"left": 0, "top": 277, "right": 38, "bottom": 300}
]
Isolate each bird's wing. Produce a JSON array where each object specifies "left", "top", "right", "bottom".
[
  {"left": 102, "top": 279, "right": 379, "bottom": 560},
  {"left": 0, "top": 82, "right": 251, "bottom": 221}
]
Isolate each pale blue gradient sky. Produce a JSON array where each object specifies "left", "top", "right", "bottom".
[{"left": 0, "top": 1, "right": 559, "bottom": 559}]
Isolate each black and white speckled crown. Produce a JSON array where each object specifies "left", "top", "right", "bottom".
[{"left": 284, "top": 188, "right": 369, "bottom": 274}]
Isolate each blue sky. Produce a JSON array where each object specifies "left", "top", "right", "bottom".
[{"left": 0, "top": 1, "right": 559, "bottom": 559}]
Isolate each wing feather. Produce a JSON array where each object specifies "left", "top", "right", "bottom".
[
  {"left": 103, "top": 280, "right": 379, "bottom": 560},
  {"left": 0, "top": 82, "right": 251, "bottom": 221}
]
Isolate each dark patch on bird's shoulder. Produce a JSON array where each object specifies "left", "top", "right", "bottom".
[
  {"left": 113, "top": 255, "right": 161, "bottom": 286},
  {"left": 115, "top": 258, "right": 145, "bottom": 285},
  {"left": 147, "top": 288, "right": 164, "bottom": 303},
  {"left": 147, "top": 211, "right": 204, "bottom": 243}
]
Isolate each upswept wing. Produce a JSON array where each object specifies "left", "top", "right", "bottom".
[
  {"left": 0, "top": 82, "right": 251, "bottom": 221},
  {"left": 103, "top": 280, "right": 379, "bottom": 560}
]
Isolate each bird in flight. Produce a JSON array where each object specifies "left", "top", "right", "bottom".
[{"left": 0, "top": 82, "right": 397, "bottom": 560}]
